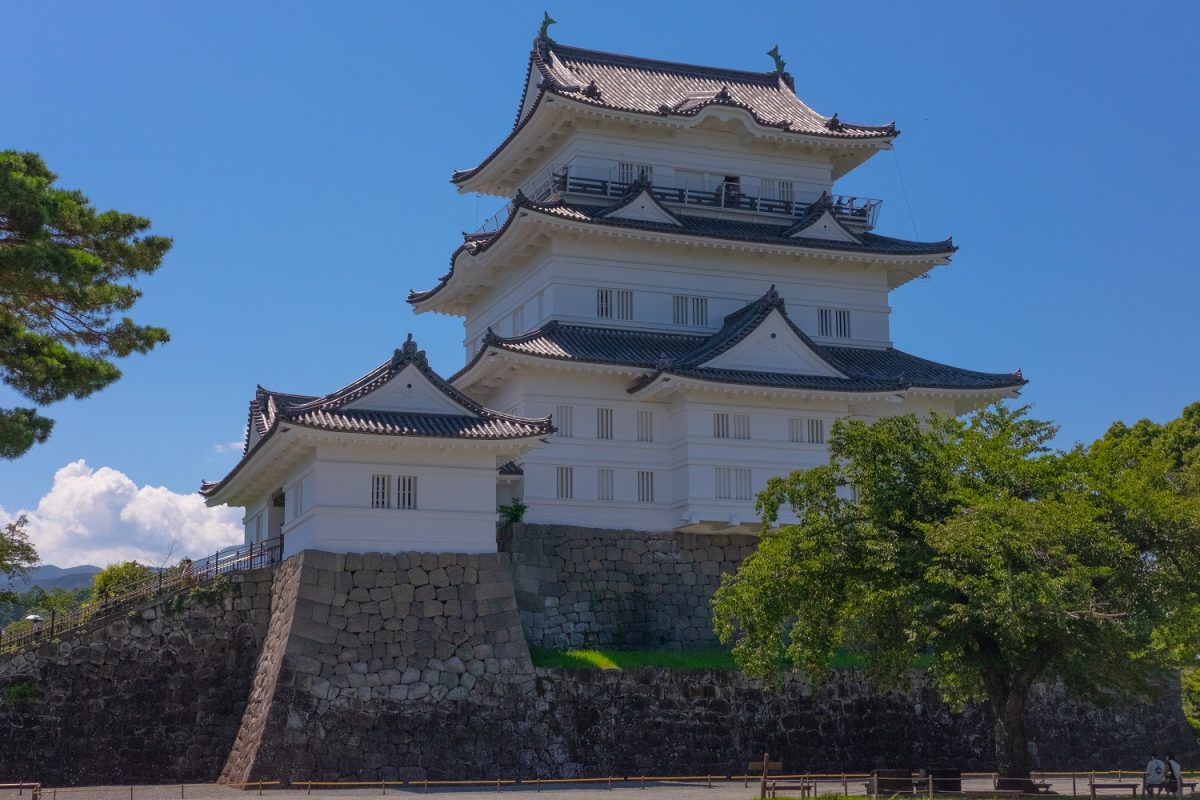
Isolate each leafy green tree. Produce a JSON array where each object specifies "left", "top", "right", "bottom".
[
  {"left": 0, "top": 515, "right": 38, "bottom": 602},
  {"left": 712, "top": 404, "right": 1200, "bottom": 786},
  {"left": 0, "top": 150, "right": 171, "bottom": 458},
  {"left": 89, "top": 560, "right": 153, "bottom": 601}
]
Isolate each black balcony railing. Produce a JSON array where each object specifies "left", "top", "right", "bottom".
[
  {"left": 0, "top": 537, "right": 282, "bottom": 656},
  {"left": 552, "top": 171, "right": 881, "bottom": 228}
]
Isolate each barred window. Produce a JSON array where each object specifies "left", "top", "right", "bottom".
[
  {"left": 555, "top": 405, "right": 574, "bottom": 438},
  {"left": 291, "top": 482, "right": 304, "bottom": 521},
  {"left": 789, "top": 417, "right": 826, "bottom": 444},
  {"left": 398, "top": 475, "right": 417, "bottom": 510},
  {"left": 597, "top": 468, "right": 614, "bottom": 502},
  {"left": 371, "top": 474, "right": 391, "bottom": 508},
  {"left": 616, "top": 289, "right": 634, "bottom": 320},
  {"left": 637, "top": 471, "right": 654, "bottom": 503},
  {"left": 596, "top": 288, "right": 612, "bottom": 319},
  {"left": 556, "top": 467, "right": 574, "bottom": 499},
  {"left": 715, "top": 467, "right": 752, "bottom": 501},
  {"left": 714, "top": 412, "right": 750, "bottom": 440},
  {"left": 673, "top": 295, "right": 708, "bottom": 326},
  {"left": 636, "top": 410, "right": 653, "bottom": 442},
  {"left": 596, "top": 407, "right": 614, "bottom": 440},
  {"left": 618, "top": 162, "right": 653, "bottom": 184},
  {"left": 818, "top": 308, "right": 851, "bottom": 338}
]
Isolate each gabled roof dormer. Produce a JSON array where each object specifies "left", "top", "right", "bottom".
[
  {"left": 679, "top": 286, "right": 845, "bottom": 377},
  {"left": 782, "top": 192, "right": 862, "bottom": 243},
  {"left": 592, "top": 178, "right": 683, "bottom": 227}
]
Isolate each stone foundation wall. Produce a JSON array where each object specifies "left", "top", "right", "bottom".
[
  {"left": 1, "top": 541, "right": 1196, "bottom": 786},
  {"left": 0, "top": 569, "right": 273, "bottom": 785},
  {"left": 503, "top": 524, "right": 758, "bottom": 649},
  {"left": 223, "top": 549, "right": 538, "bottom": 782}
]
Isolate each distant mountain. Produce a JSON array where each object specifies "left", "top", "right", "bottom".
[{"left": 0, "top": 564, "right": 102, "bottom": 593}]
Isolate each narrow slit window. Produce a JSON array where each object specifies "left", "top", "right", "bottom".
[
  {"left": 596, "top": 407, "right": 614, "bottom": 440},
  {"left": 398, "top": 475, "right": 417, "bottom": 510},
  {"left": 637, "top": 471, "right": 654, "bottom": 503},
  {"left": 371, "top": 474, "right": 391, "bottom": 509},
  {"left": 616, "top": 289, "right": 634, "bottom": 320},
  {"left": 836, "top": 309, "right": 851, "bottom": 339},
  {"left": 596, "top": 288, "right": 612, "bottom": 319},
  {"left": 818, "top": 308, "right": 833, "bottom": 337},
  {"left": 556, "top": 467, "right": 574, "bottom": 499},
  {"left": 789, "top": 418, "right": 826, "bottom": 444},
  {"left": 597, "top": 468, "right": 614, "bottom": 502},
  {"left": 636, "top": 410, "right": 653, "bottom": 442},
  {"left": 555, "top": 405, "right": 573, "bottom": 438}
]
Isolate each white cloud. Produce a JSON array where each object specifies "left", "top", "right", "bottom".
[
  {"left": 0, "top": 460, "right": 243, "bottom": 568},
  {"left": 213, "top": 439, "right": 244, "bottom": 454}
]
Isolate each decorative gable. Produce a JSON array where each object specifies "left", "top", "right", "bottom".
[
  {"left": 786, "top": 209, "right": 860, "bottom": 243},
  {"left": 595, "top": 186, "right": 683, "bottom": 226},
  {"left": 699, "top": 308, "right": 844, "bottom": 376},
  {"left": 342, "top": 363, "right": 479, "bottom": 417}
]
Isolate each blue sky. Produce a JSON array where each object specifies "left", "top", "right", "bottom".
[{"left": 3, "top": 1, "right": 1198, "bottom": 564}]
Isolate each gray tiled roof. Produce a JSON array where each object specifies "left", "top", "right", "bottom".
[
  {"left": 408, "top": 195, "right": 955, "bottom": 306},
  {"left": 201, "top": 337, "right": 554, "bottom": 498},
  {"left": 453, "top": 40, "right": 895, "bottom": 184},
  {"left": 455, "top": 290, "right": 1024, "bottom": 395}
]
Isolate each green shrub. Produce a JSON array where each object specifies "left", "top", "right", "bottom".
[
  {"left": 2, "top": 682, "right": 36, "bottom": 704},
  {"left": 498, "top": 498, "right": 528, "bottom": 526}
]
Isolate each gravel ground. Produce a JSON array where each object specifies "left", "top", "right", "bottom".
[{"left": 0, "top": 775, "right": 1173, "bottom": 800}]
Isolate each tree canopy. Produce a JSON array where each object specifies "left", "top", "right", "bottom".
[
  {"left": 0, "top": 516, "right": 39, "bottom": 603},
  {"left": 89, "top": 560, "right": 153, "bottom": 601},
  {"left": 712, "top": 403, "right": 1200, "bottom": 785},
  {"left": 0, "top": 150, "right": 171, "bottom": 458}
]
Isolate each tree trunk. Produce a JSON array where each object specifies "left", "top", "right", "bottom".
[{"left": 985, "top": 673, "right": 1035, "bottom": 790}]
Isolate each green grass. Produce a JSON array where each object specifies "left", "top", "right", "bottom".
[
  {"left": 529, "top": 648, "right": 929, "bottom": 671},
  {"left": 530, "top": 647, "right": 738, "bottom": 670}
]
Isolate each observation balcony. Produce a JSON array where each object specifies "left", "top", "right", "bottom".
[{"left": 473, "top": 159, "right": 882, "bottom": 235}]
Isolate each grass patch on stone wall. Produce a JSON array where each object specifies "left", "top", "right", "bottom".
[{"left": 531, "top": 648, "right": 739, "bottom": 670}]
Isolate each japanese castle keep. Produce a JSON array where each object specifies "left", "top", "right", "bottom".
[
  {"left": 14, "top": 22, "right": 1199, "bottom": 789},
  {"left": 202, "top": 27, "right": 1026, "bottom": 555}
]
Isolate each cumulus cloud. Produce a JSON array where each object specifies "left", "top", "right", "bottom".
[
  {"left": 213, "top": 440, "right": 244, "bottom": 454},
  {"left": 0, "top": 460, "right": 243, "bottom": 568}
]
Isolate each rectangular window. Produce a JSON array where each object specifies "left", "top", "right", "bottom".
[
  {"left": 636, "top": 410, "right": 653, "bottom": 442},
  {"left": 818, "top": 308, "right": 852, "bottom": 338},
  {"left": 637, "top": 471, "right": 655, "bottom": 503},
  {"left": 596, "top": 288, "right": 612, "bottom": 319},
  {"left": 818, "top": 307, "right": 832, "bottom": 337},
  {"left": 761, "top": 177, "right": 795, "bottom": 203},
  {"left": 596, "top": 407, "right": 614, "bottom": 440},
  {"left": 371, "top": 474, "right": 391, "bottom": 509},
  {"left": 616, "top": 289, "right": 634, "bottom": 321},
  {"left": 291, "top": 482, "right": 303, "bottom": 521},
  {"left": 618, "top": 162, "right": 652, "bottom": 185},
  {"left": 673, "top": 295, "right": 708, "bottom": 326},
  {"left": 715, "top": 467, "right": 752, "bottom": 501},
  {"left": 556, "top": 466, "right": 574, "bottom": 499},
  {"left": 789, "top": 417, "right": 826, "bottom": 444},
  {"left": 555, "top": 405, "right": 574, "bottom": 438},
  {"left": 715, "top": 412, "right": 750, "bottom": 440},
  {"left": 398, "top": 475, "right": 418, "bottom": 510},
  {"left": 510, "top": 304, "right": 524, "bottom": 333},
  {"left": 597, "top": 468, "right": 614, "bottom": 502}
]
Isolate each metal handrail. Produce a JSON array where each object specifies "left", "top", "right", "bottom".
[
  {"left": 0, "top": 538, "right": 282, "bottom": 656},
  {"left": 544, "top": 158, "right": 882, "bottom": 228}
]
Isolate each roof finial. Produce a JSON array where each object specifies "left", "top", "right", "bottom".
[
  {"left": 825, "top": 113, "right": 843, "bottom": 132},
  {"left": 767, "top": 45, "right": 786, "bottom": 74},
  {"left": 538, "top": 11, "right": 557, "bottom": 44},
  {"left": 765, "top": 284, "right": 779, "bottom": 304},
  {"left": 656, "top": 352, "right": 672, "bottom": 371}
]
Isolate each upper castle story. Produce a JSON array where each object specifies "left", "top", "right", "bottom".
[
  {"left": 410, "top": 23, "right": 958, "bottom": 356},
  {"left": 451, "top": 31, "right": 898, "bottom": 230}
]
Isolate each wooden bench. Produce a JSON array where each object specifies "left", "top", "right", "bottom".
[
  {"left": 1090, "top": 782, "right": 1140, "bottom": 798},
  {"left": 748, "top": 753, "right": 816, "bottom": 799},
  {"left": 962, "top": 791, "right": 1024, "bottom": 799},
  {"left": 864, "top": 769, "right": 919, "bottom": 795}
]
